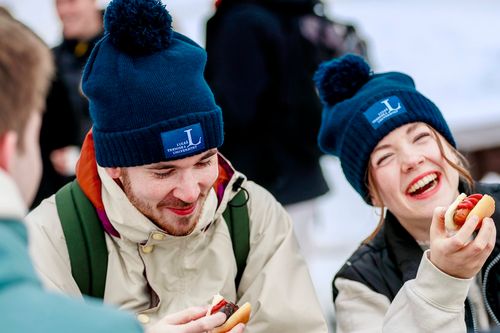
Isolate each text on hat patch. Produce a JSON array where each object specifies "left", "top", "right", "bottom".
[
  {"left": 363, "top": 96, "right": 407, "bottom": 130},
  {"left": 161, "top": 123, "right": 206, "bottom": 158}
]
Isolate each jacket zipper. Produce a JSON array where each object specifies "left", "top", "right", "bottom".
[
  {"left": 482, "top": 252, "right": 500, "bottom": 326},
  {"left": 467, "top": 298, "right": 478, "bottom": 332}
]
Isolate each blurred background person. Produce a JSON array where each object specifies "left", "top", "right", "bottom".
[
  {"left": 32, "top": 0, "right": 104, "bottom": 208},
  {"left": 205, "top": 0, "right": 368, "bottom": 259}
]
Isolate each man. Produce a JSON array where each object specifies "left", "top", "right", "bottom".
[
  {"left": 27, "top": 0, "right": 327, "bottom": 332},
  {"left": 0, "top": 6, "right": 243, "bottom": 333},
  {"left": 32, "top": 0, "right": 104, "bottom": 208}
]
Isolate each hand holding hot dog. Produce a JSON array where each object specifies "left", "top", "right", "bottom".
[
  {"left": 146, "top": 306, "right": 245, "bottom": 333},
  {"left": 430, "top": 205, "right": 496, "bottom": 279}
]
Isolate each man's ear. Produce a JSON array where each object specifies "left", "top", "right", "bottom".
[
  {"left": 0, "top": 131, "right": 18, "bottom": 172},
  {"left": 105, "top": 167, "right": 122, "bottom": 179}
]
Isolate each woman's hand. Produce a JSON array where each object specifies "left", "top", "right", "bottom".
[
  {"left": 146, "top": 306, "right": 245, "bottom": 333},
  {"left": 429, "top": 206, "right": 496, "bottom": 279}
]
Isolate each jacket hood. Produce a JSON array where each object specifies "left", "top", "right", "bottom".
[{"left": 0, "top": 169, "right": 26, "bottom": 220}]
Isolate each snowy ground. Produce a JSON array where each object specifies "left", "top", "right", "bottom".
[{"left": 3, "top": 0, "right": 500, "bottom": 331}]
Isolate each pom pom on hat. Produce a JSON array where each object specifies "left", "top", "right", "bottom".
[
  {"left": 104, "top": 0, "right": 173, "bottom": 55},
  {"left": 314, "top": 53, "right": 371, "bottom": 107}
]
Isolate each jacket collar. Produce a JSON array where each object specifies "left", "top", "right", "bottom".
[
  {"left": 97, "top": 165, "right": 219, "bottom": 244},
  {"left": 0, "top": 169, "right": 26, "bottom": 220},
  {"left": 384, "top": 212, "right": 424, "bottom": 283}
]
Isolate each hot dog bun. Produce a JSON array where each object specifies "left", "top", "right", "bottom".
[
  {"left": 444, "top": 193, "right": 467, "bottom": 230},
  {"left": 207, "top": 295, "right": 251, "bottom": 333},
  {"left": 207, "top": 294, "right": 224, "bottom": 316},
  {"left": 445, "top": 193, "right": 495, "bottom": 231}
]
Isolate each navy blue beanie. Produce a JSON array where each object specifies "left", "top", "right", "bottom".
[
  {"left": 81, "top": 0, "right": 223, "bottom": 167},
  {"left": 314, "top": 54, "right": 455, "bottom": 204}
]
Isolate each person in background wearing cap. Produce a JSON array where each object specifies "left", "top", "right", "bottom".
[
  {"left": 26, "top": 0, "right": 327, "bottom": 332},
  {"left": 314, "top": 54, "right": 500, "bottom": 332},
  {"left": 0, "top": 7, "right": 237, "bottom": 333}
]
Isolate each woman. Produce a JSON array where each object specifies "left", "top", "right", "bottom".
[{"left": 314, "top": 54, "right": 500, "bottom": 332}]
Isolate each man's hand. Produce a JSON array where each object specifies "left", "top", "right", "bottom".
[
  {"left": 430, "top": 206, "right": 496, "bottom": 279},
  {"left": 146, "top": 306, "right": 245, "bottom": 333}
]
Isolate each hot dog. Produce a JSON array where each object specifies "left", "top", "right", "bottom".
[
  {"left": 207, "top": 295, "right": 251, "bottom": 333},
  {"left": 444, "top": 193, "right": 495, "bottom": 231}
]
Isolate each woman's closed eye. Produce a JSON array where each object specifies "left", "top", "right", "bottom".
[
  {"left": 413, "top": 131, "right": 431, "bottom": 143},
  {"left": 375, "top": 153, "right": 393, "bottom": 167}
]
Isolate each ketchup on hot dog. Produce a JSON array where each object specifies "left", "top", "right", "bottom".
[
  {"left": 210, "top": 299, "right": 239, "bottom": 318},
  {"left": 453, "top": 193, "right": 483, "bottom": 225}
]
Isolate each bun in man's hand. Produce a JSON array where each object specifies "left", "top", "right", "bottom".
[{"left": 206, "top": 295, "right": 251, "bottom": 333}]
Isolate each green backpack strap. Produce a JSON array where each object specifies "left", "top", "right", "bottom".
[
  {"left": 55, "top": 180, "right": 108, "bottom": 299},
  {"left": 222, "top": 179, "right": 250, "bottom": 288}
]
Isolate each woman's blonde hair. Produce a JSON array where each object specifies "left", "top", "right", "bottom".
[{"left": 363, "top": 125, "right": 473, "bottom": 243}]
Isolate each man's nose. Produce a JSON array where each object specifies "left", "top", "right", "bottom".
[{"left": 172, "top": 171, "right": 200, "bottom": 203}]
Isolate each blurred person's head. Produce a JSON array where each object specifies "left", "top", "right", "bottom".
[
  {"left": 55, "top": 0, "right": 102, "bottom": 40},
  {"left": 314, "top": 54, "right": 472, "bottom": 232},
  {"left": 0, "top": 9, "right": 54, "bottom": 204},
  {"left": 216, "top": 0, "right": 319, "bottom": 11},
  {"left": 81, "top": 0, "right": 223, "bottom": 235}
]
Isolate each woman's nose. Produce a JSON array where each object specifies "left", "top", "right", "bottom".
[{"left": 401, "top": 151, "right": 425, "bottom": 173}]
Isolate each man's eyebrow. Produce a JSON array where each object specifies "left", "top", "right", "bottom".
[
  {"left": 145, "top": 149, "right": 217, "bottom": 170},
  {"left": 197, "top": 149, "right": 218, "bottom": 161}
]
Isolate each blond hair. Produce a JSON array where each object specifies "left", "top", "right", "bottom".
[{"left": 0, "top": 9, "right": 54, "bottom": 150}]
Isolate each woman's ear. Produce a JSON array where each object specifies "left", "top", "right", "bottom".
[
  {"left": 0, "top": 131, "right": 18, "bottom": 172},
  {"left": 370, "top": 194, "right": 382, "bottom": 207},
  {"left": 366, "top": 165, "right": 383, "bottom": 207}
]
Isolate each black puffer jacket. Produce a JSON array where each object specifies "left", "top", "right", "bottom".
[
  {"left": 205, "top": 0, "right": 329, "bottom": 205},
  {"left": 333, "top": 182, "right": 500, "bottom": 332},
  {"left": 33, "top": 34, "right": 102, "bottom": 208}
]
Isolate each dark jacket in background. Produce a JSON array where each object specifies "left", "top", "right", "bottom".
[
  {"left": 33, "top": 34, "right": 102, "bottom": 208},
  {"left": 333, "top": 182, "right": 500, "bottom": 332},
  {"left": 205, "top": 0, "right": 329, "bottom": 205}
]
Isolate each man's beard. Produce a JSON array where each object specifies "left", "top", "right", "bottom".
[{"left": 121, "top": 172, "right": 207, "bottom": 236}]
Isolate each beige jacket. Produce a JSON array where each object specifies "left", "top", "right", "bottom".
[
  {"left": 27, "top": 165, "right": 327, "bottom": 332},
  {"left": 334, "top": 250, "right": 472, "bottom": 333}
]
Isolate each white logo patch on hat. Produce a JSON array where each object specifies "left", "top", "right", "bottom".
[
  {"left": 364, "top": 96, "right": 407, "bottom": 129},
  {"left": 161, "top": 123, "right": 206, "bottom": 158}
]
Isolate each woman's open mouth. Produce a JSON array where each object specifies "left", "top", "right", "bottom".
[{"left": 406, "top": 172, "right": 440, "bottom": 198}]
